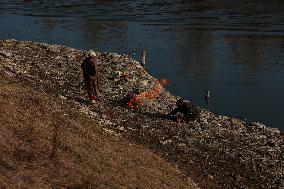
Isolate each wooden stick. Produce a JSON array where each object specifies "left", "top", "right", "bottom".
[{"left": 141, "top": 49, "right": 146, "bottom": 67}]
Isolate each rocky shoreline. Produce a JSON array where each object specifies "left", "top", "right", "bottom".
[{"left": 1, "top": 39, "right": 283, "bottom": 189}]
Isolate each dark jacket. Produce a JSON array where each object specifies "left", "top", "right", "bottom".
[
  {"left": 81, "top": 56, "right": 98, "bottom": 77},
  {"left": 170, "top": 101, "right": 199, "bottom": 121}
]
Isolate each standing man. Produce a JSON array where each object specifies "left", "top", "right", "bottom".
[{"left": 81, "top": 50, "right": 100, "bottom": 103}]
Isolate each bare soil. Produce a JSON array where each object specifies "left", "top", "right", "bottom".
[{"left": 0, "top": 77, "right": 195, "bottom": 189}]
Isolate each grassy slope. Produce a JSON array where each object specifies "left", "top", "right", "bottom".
[{"left": 0, "top": 76, "right": 194, "bottom": 189}]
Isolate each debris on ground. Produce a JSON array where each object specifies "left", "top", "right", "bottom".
[{"left": 0, "top": 39, "right": 283, "bottom": 189}]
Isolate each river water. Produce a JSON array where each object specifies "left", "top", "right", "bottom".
[{"left": 0, "top": 0, "right": 284, "bottom": 131}]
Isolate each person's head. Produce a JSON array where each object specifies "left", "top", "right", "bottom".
[
  {"left": 176, "top": 98, "right": 184, "bottom": 106},
  {"left": 87, "top": 50, "right": 96, "bottom": 57}
]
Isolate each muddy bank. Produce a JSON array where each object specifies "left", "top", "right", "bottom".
[{"left": 0, "top": 39, "right": 283, "bottom": 189}]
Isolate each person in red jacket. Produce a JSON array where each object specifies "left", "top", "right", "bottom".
[{"left": 81, "top": 51, "right": 100, "bottom": 103}]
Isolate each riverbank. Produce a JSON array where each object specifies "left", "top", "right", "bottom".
[
  {"left": 0, "top": 77, "right": 195, "bottom": 189},
  {"left": 1, "top": 39, "right": 283, "bottom": 188}
]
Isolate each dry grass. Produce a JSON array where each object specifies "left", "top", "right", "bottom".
[{"left": 0, "top": 76, "right": 194, "bottom": 189}]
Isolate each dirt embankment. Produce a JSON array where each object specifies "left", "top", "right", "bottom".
[
  {"left": 0, "top": 77, "right": 195, "bottom": 189},
  {"left": 0, "top": 39, "right": 283, "bottom": 189}
]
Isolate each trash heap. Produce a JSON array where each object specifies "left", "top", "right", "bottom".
[{"left": 0, "top": 39, "right": 283, "bottom": 189}]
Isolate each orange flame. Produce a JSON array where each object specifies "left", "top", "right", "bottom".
[{"left": 127, "top": 79, "right": 169, "bottom": 108}]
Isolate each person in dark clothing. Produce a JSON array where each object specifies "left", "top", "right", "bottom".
[
  {"left": 168, "top": 99, "right": 199, "bottom": 122},
  {"left": 81, "top": 51, "right": 100, "bottom": 103}
]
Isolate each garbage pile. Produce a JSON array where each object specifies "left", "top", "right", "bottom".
[{"left": 0, "top": 39, "right": 283, "bottom": 189}]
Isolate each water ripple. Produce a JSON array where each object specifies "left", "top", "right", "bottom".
[{"left": 0, "top": 0, "right": 283, "bottom": 32}]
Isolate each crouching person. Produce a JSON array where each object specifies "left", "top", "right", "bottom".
[
  {"left": 168, "top": 99, "right": 199, "bottom": 123},
  {"left": 81, "top": 50, "right": 101, "bottom": 103}
]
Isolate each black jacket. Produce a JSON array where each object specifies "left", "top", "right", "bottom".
[
  {"left": 81, "top": 56, "right": 98, "bottom": 77},
  {"left": 170, "top": 101, "right": 199, "bottom": 121}
]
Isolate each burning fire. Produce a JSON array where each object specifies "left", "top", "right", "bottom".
[{"left": 127, "top": 79, "right": 169, "bottom": 108}]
